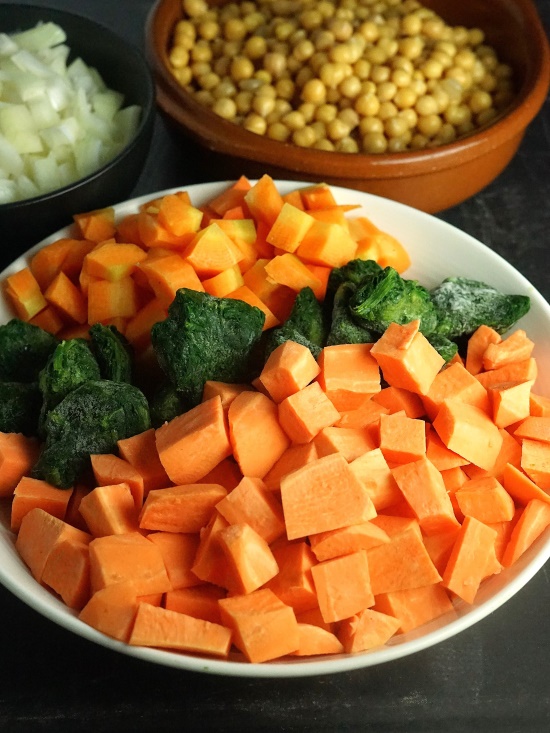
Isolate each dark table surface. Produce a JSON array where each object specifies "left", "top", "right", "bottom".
[{"left": 0, "top": 1, "right": 549, "bottom": 731}]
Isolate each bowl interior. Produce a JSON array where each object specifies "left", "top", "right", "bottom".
[{"left": 1, "top": 180, "right": 550, "bottom": 677}]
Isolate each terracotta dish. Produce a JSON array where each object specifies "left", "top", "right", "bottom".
[{"left": 145, "top": 0, "right": 550, "bottom": 213}]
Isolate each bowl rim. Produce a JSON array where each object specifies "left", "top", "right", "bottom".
[
  {"left": 0, "top": 3, "right": 157, "bottom": 212},
  {"left": 1, "top": 178, "right": 550, "bottom": 678},
  {"left": 145, "top": 0, "right": 550, "bottom": 179}
]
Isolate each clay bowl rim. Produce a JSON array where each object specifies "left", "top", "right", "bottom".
[{"left": 145, "top": 0, "right": 550, "bottom": 181}]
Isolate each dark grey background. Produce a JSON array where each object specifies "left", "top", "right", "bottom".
[{"left": 0, "top": 1, "right": 549, "bottom": 731}]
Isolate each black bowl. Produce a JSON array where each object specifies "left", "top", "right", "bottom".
[{"left": 0, "top": 5, "right": 156, "bottom": 266}]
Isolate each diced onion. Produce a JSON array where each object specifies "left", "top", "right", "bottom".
[{"left": 0, "top": 21, "right": 142, "bottom": 204}]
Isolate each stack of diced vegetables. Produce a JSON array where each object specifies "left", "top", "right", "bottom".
[{"left": 1, "top": 175, "right": 549, "bottom": 664}]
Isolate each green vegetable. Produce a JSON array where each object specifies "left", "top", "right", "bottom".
[
  {"left": 149, "top": 382, "right": 185, "bottom": 428},
  {"left": 426, "top": 334, "right": 459, "bottom": 363},
  {"left": 430, "top": 277, "right": 531, "bottom": 340},
  {"left": 0, "top": 318, "right": 57, "bottom": 383},
  {"left": 325, "top": 258, "right": 383, "bottom": 312},
  {"left": 38, "top": 338, "right": 101, "bottom": 436},
  {"left": 326, "top": 282, "right": 378, "bottom": 346},
  {"left": 89, "top": 323, "right": 133, "bottom": 383},
  {"left": 0, "top": 381, "right": 42, "bottom": 436},
  {"left": 349, "top": 266, "right": 439, "bottom": 335},
  {"left": 33, "top": 380, "right": 151, "bottom": 489},
  {"left": 151, "top": 288, "right": 265, "bottom": 407},
  {"left": 263, "top": 286, "right": 326, "bottom": 360}
]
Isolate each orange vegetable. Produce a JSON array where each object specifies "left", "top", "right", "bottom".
[
  {"left": 454, "top": 476, "right": 515, "bottom": 523},
  {"left": 309, "top": 521, "right": 390, "bottom": 561},
  {"left": 264, "top": 541, "right": 318, "bottom": 613},
  {"left": 206, "top": 176, "right": 251, "bottom": 217},
  {"left": 190, "top": 511, "right": 231, "bottom": 587},
  {"left": 79, "top": 584, "right": 139, "bottom": 642},
  {"left": 28, "top": 305, "right": 65, "bottom": 335},
  {"left": 87, "top": 277, "right": 138, "bottom": 324},
  {"left": 155, "top": 396, "right": 232, "bottom": 485},
  {"left": 139, "top": 483, "right": 227, "bottom": 534},
  {"left": 311, "top": 550, "right": 374, "bottom": 623},
  {"left": 349, "top": 448, "right": 403, "bottom": 511},
  {"left": 4, "top": 267, "right": 47, "bottom": 322},
  {"left": 201, "top": 381, "right": 253, "bottom": 410},
  {"left": 228, "top": 391, "right": 290, "bottom": 478},
  {"left": 139, "top": 253, "right": 204, "bottom": 306},
  {"left": 0, "top": 432, "right": 40, "bottom": 498},
  {"left": 280, "top": 452, "right": 376, "bottom": 540},
  {"left": 78, "top": 482, "right": 139, "bottom": 537},
  {"left": 475, "top": 358, "right": 537, "bottom": 389},
  {"left": 379, "top": 412, "right": 426, "bottom": 464},
  {"left": 465, "top": 324, "right": 502, "bottom": 375},
  {"left": 291, "top": 624, "right": 344, "bottom": 656},
  {"left": 501, "top": 499, "right": 550, "bottom": 567},
  {"left": 202, "top": 264, "right": 244, "bottom": 297},
  {"left": 338, "top": 608, "right": 401, "bottom": 654},
  {"left": 225, "top": 285, "right": 279, "bottom": 330},
  {"left": 278, "top": 380, "right": 340, "bottom": 444},
  {"left": 117, "top": 428, "right": 170, "bottom": 495},
  {"left": 502, "top": 462, "right": 550, "bottom": 506},
  {"left": 42, "top": 538, "right": 91, "bottom": 610},
  {"left": 147, "top": 531, "right": 201, "bottom": 590},
  {"left": 264, "top": 252, "right": 323, "bottom": 293},
  {"left": 374, "top": 584, "right": 455, "bottom": 633},
  {"left": 243, "top": 174, "right": 285, "bottom": 227},
  {"left": 74, "top": 206, "right": 116, "bottom": 242},
  {"left": 421, "top": 362, "right": 489, "bottom": 421},
  {"left": 425, "top": 425, "right": 469, "bottom": 471},
  {"left": 372, "top": 385, "right": 425, "bottom": 418},
  {"left": 164, "top": 585, "right": 226, "bottom": 624},
  {"left": 183, "top": 223, "right": 243, "bottom": 278},
  {"left": 296, "top": 220, "right": 358, "bottom": 268},
  {"left": 90, "top": 453, "right": 145, "bottom": 508},
  {"left": 262, "top": 442, "right": 319, "bottom": 492},
  {"left": 218, "top": 522, "right": 279, "bottom": 594},
  {"left": 10, "top": 476, "right": 72, "bottom": 533},
  {"left": 156, "top": 194, "right": 203, "bottom": 237},
  {"left": 85, "top": 242, "right": 147, "bottom": 281},
  {"left": 519, "top": 438, "right": 550, "bottom": 489},
  {"left": 29, "top": 238, "right": 77, "bottom": 291},
  {"left": 218, "top": 588, "right": 300, "bottom": 663},
  {"left": 198, "top": 457, "right": 243, "bottom": 491},
  {"left": 514, "top": 415, "right": 550, "bottom": 443},
  {"left": 266, "top": 202, "right": 315, "bottom": 253},
  {"left": 318, "top": 343, "right": 380, "bottom": 404},
  {"left": 314, "top": 425, "right": 375, "bottom": 462},
  {"left": 258, "top": 340, "right": 320, "bottom": 404},
  {"left": 482, "top": 329, "right": 535, "bottom": 370},
  {"left": 216, "top": 476, "right": 285, "bottom": 544}
]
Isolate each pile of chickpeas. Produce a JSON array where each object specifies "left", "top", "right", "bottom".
[{"left": 167, "top": 0, "right": 515, "bottom": 154}]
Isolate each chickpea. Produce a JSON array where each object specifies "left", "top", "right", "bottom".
[
  {"left": 212, "top": 97, "right": 237, "bottom": 119},
  {"left": 243, "top": 112, "right": 267, "bottom": 134},
  {"left": 362, "top": 132, "right": 388, "bottom": 154}
]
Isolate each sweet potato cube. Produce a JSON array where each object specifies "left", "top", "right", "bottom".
[
  {"left": 311, "top": 550, "right": 374, "bottom": 624},
  {"left": 455, "top": 476, "right": 516, "bottom": 523},
  {"left": 117, "top": 428, "right": 170, "bottom": 495},
  {"left": 42, "top": 538, "right": 91, "bottom": 610},
  {"left": 218, "top": 522, "right": 279, "bottom": 594},
  {"left": 314, "top": 425, "right": 376, "bottom": 462},
  {"left": 338, "top": 608, "right": 401, "bottom": 654},
  {"left": 79, "top": 482, "right": 139, "bottom": 537},
  {"left": 216, "top": 476, "right": 285, "bottom": 544},
  {"left": 11, "top": 476, "right": 72, "bottom": 532},
  {"left": 278, "top": 381, "right": 340, "bottom": 444},
  {"left": 164, "top": 585, "right": 226, "bottom": 624},
  {"left": 139, "top": 483, "right": 227, "bottom": 533},
  {"left": 147, "top": 531, "right": 201, "bottom": 590},
  {"left": 442, "top": 516, "right": 498, "bottom": 603},
  {"left": 371, "top": 320, "right": 444, "bottom": 395},
  {"left": 218, "top": 588, "right": 300, "bottom": 662},
  {"left": 421, "top": 362, "right": 490, "bottom": 421},
  {"left": 191, "top": 511, "right": 232, "bottom": 587},
  {"left": 79, "top": 584, "right": 139, "bottom": 642},
  {"left": 379, "top": 412, "right": 426, "bottom": 464},
  {"left": 490, "top": 380, "right": 534, "bottom": 428},
  {"left": 501, "top": 499, "right": 550, "bottom": 567},
  {"left": 259, "top": 340, "right": 320, "bottom": 404},
  {"left": 91, "top": 453, "right": 145, "bottom": 509},
  {"left": 265, "top": 541, "right": 318, "bottom": 613},
  {"left": 309, "top": 521, "right": 390, "bottom": 562},
  {"left": 0, "top": 432, "right": 40, "bottom": 498},
  {"left": 349, "top": 448, "right": 402, "bottom": 511},
  {"left": 290, "top": 624, "right": 344, "bottom": 656},
  {"left": 482, "top": 329, "right": 535, "bottom": 370},
  {"left": 263, "top": 442, "right": 319, "bottom": 493},
  {"left": 520, "top": 438, "right": 550, "bottom": 489},
  {"left": 374, "top": 584, "right": 455, "bottom": 634}
]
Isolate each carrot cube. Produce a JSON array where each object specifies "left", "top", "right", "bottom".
[
  {"left": 216, "top": 476, "right": 285, "bottom": 544},
  {"left": 218, "top": 588, "right": 300, "bottom": 662},
  {"left": 10, "top": 476, "right": 72, "bottom": 533},
  {"left": 391, "top": 457, "right": 459, "bottom": 535},
  {"left": 280, "top": 452, "right": 376, "bottom": 540},
  {"left": 87, "top": 277, "right": 139, "bottom": 324},
  {"left": 349, "top": 448, "right": 403, "bottom": 511},
  {"left": 225, "top": 284, "right": 279, "bottom": 330},
  {"left": 278, "top": 381, "right": 340, "bottom": 444},
  {"left": 266, "top": 202, "right": 315, "bottom": 253},
  {"left": 140, "top": 253, "right": 204, "bottom": 306},
  {"left": 85, "top": 242, "right": 147, "bottom": 281},
  {"left": 45, "top": 270, "right": 87, "bottom": 324},
  {"left": 338, "top": 608, "right": 401, "bottom": 654},
  {"left": 146, "top": 531, "right": 201, "bottom": 590},
  {"left": 370, "top": 320, "right": 445, "bottom": 395},
  {"left": 139, "top": 483, "right": 227, "bottom": 533},
  {"left": 74, "top": 206, "right": 116, "bottom": 242},
  {"left": 183, "top": 222, "right": 244, "bottom": 278},
  {"left": 296, "top": 220, "right": 358, "bottom": 268},
  {"left": 218, "top": 523, "right": 279, "bottom": 594},
  {"left": 5, "top": 267, "right": 47, "bottom": 321},
  {"left": 29, "top": 304, "right": 65, "bottom": 335},
  {"left": 442, "top": 515, "right": 498, "bottom": 603},
  {"left": 42, "top": 538, "right": 91, "bottom": 610},
  {"left": 379, "top": 412, "right": 426, "bottom": 464},
  {"left": 155, "top": 395, "right": 232, "bottom": 485},
  {"left": 156, "top": 194, "right": 203, "bottom": 237},
  {"left": 455, "top": 476, "right": 516, "bottom": 523},
  {"left": 88, "top": 531, "right": 172, "bottom": 595},
  {"left": 374, "top": 584, "right": 455, "bottom": 633},
  {"left": 259, "top": 340, "right": 320, "bottom": 404},
  {"left": 244, "top": 174, "right": 285, "bottom": 227},
  {"left": 202, "top": 264, "right": 244, "bottom": 297},
  {"left": 0, "top": 432, "right": 40, "bottom": 498},
  {"left": 264, "top": 541, "right": 318, "bottom": 613},
  {"left": 299, "top": 182, "right": 338, "bottom": 210},
  {"left": 432, "top": 399, "right": 503, "bottom": 471},
  {"left": 228, "top": 391, "right": 290, "bottom": 478},
  {"left": 78, "top": 483, "right": 139, "bottom": 537},
  {"left": 29, "top": 237, "right": 76, "bottom": 291}
]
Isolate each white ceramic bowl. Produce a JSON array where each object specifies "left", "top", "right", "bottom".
[{"left": 1, "top": 181, "right": 549, "bottom": 678}]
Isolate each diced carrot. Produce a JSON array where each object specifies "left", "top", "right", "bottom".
[
  {"left": 442, "top": 516, "right": 498, "bottom": 603},
  {"left": 10, "top": 476, "right": 72, "bottom": 533},
  {"left": 155, "top": 396, "right": 232, "bottom": 485},
  {"left": 28, "top": 304, "right": 65, "bottom": 335},
  {"left": 156, "top": 194, "right": 203, "bottom": 237},
  {"left": 264, "top": 541, "right": 318, "bottom": 613},
  {"left": 183, "top": 223, "right": 244, "bottom": 278},
  {"left": 219, "top": 588, "right": 300, "bottom": 662},
  {"left": 43, "top": 270, "right": 86, "bottom": 324},
  {"left": 265, "top": 202, "right": 315, "bottom": 253},
  {"left": 281, "top": 188, "right": 305, "bottom": 210},
  {"left": 88, "top": 531, "right": 172, "bottom": 595},
  {"left": 216, "top": 476, "right": 285, "bottom": 544},
  {"left": 299, "top": 182, "right": 338, "bottom": 210},
  {"left": 520, "top": 438, "right": 550, "bottom": 489},
  {"left": 85, "top": 242, "right": 147, "bottom": 282},
  {"left": 391, "top": 457, "right": 459, "bottom": 535},
  {"left": 278, "top": 381, "right": 340, "bottom": 444},
  {"left": 74, "top": 207, "right": 116, "bottom": 242},
  {"left": 455, "top": 476, "right": 515, "bottom": 523},
  {"left": 489, "top": 380, "right": 534, "bottom": 428},
  {"left": 191, "top": 511, "right": 231, "bottom": 587},
  {"left": 259, "top": 340, "right": 320, "bottom": 404},
  {"left": 465, "top": 324, "right": 502, "bottom": 375},
  {"left": 140, "top": 253, "right": 204, "bottom": 307},
  {"left": 379, "top": 413, "right": 426, "bottom": 464},
  {"left": 225, "top": 284, "right": 279, "bottom": 330},
  {"left": 243, "top": 174, "right": 285, "bottom": 227},
  {"left": 421, "top": 362, "right": 489, "bottom": 421},
  {"left": 42, "top": 538, "right": 91, "bottom": 610},
  {"left": 139, "top": 483, "right": 227, "bottom": 533},
  {"left": 483, "top": 329, "right": 535, "bottom": 370},
  {"left": 206, "top": 176, "right": 251, "bottom": 217},
  {"left": 202, "top": 264, "right": 244, "bottom": 297},
  {"left": 228, "top": 391, "right": 290, "bottom": 478},
  {"left": 117, "top": 428, "right": 170, "bottom": 495},
  {"left": 0, "top": 432, "right": 40, "bottom": 498},
  {"left": 147, "top": 531, "right": 201, "bottom": 590},
  {"left": 312, "top": 550, "right": 374, "bottom": 623},
  {"left": 502, "top": 462, "right": 550, "bottom": 506},
  {"left": 15, "top": 508, "right": 91, "bottom": 582},
  {"left": 29, "top": 238, "right": 75, "bottom": 291},
  {"left": 125, "top": 298, "right": 168, "bottom": 352},
  {"left": 309, "top": 521, "right": 390, "bottom": 561},
  {"left": 61, "top": 239, "right": 98, "bottom": 281},
  {"left": 90, "top": 453, "right": 145, "bottom": 509},
  {"left": 79, "top": 584, "right": 139, "bottom": 642},
  {"left": 290, "top": 624, "right": 345, "bottom": 656},
  {"left": 349, "top": 448, "right": 403, "bottom": 511},
  {"left": 314, "top": 425, "right": 376, "bottom": 462},
  {"left": 280, "top": 452, "right": 376, "bottom": 540},
  {"left": 501, "top": 499, "right": 550, "bottom": 567},
  {"left": 262, "top": 442, "right": 319, "bottom": 492},
  {"left": 529, "top": 392, "right": 550, "bottom": 417},
  {"left": 116, "top": 212, "right": 142, "bottom": 245},
  {"left": 374, "top": 584, "right": 455, "bottom": 633},
  {"left": 137, "top": 211, "right": 190, "bottom": 248},
  {"left": 78, "top": 483, "right": 139, "bottom": 537},
  {"left": 87, "top": 277, "right": 139, "bottom": 324},
  {"left": 242, "top": 258, "right": 283, "bottom": 302},
  {"left": 296, "top": 220, "right": 358, "bottom": 268},
  {"left": 367, "top": 528, "right": 441, "bottom": 595},
  {"left": 264, "top": 252, "right": 323, "bottom": 293},
  {"left": 338, "top": 608, "right": 401, "bottom": 654},
  {"left": 164, "top": 585, "right": 226, "bottom": 624},
  {"left": 432, "top": 399, "right": 503, "bottom": 471},
  {"left": 475, "top": 358, "right": 537, "bottom": 389},
  {"left": 130, "top": 603, "right": 233, "bottom": 657},
  {"left": 371, "top": 385, "right": 425, "bottom": 418},
  {"left": 218, "top": 522, "right": 279, "bottom": 594},
  {"left": 370, "top": 320, "right": 445, "bottom": 396}
]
